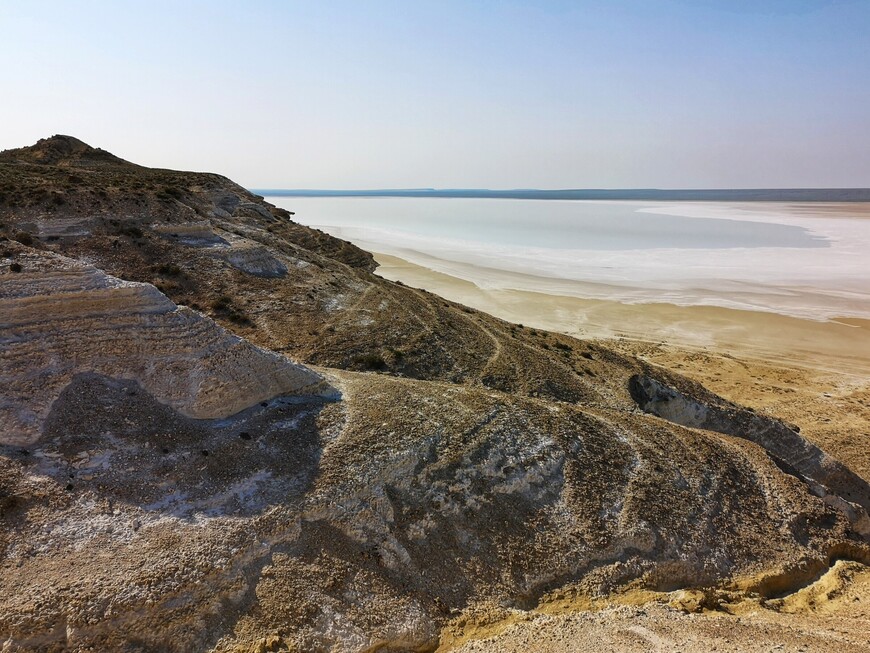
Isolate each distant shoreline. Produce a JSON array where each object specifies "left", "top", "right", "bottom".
[
  {"left": 255, "top": 188, "right": 870, "bottom": 202},
  {"left": 268, "top": 197, "right": 870, "bottom": 324}
]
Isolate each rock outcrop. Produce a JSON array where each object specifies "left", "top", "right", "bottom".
[
  {"left": 629, "top": 373, "right": 870, "bottom": 514},
  {"left": 0, "top": 243, "right": 330, "bottom": 445},
  {"left": 0, "top": 370, "right": 866, "bottom": 651}
]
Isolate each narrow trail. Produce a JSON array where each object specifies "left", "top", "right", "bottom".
[
  {"left": 330, "top": 283, "right": 376, "bottom": 325},
  {"left": 467, "top": 315, "right": 504, "bottom": 380}
]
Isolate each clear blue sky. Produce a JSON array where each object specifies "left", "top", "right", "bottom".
[{"left": 1, "top": 1, "right": 868, "bottom": 188}]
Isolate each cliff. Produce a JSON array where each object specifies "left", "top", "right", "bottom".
[{"left": 0, "top": 243, "right": 331, "bottom": 445}]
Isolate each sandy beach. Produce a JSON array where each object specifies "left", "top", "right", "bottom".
[
  {"left": 277, "top": 198, "right": 870, "bottom": 323},
  {"left": 373, "top": 251, "right": 870, "bottom": 375},
  {"left": 344, "top": 201, "right": 870, "bottom": 651},
  {"left": 276, "top": 195, "right": 870, "bottom": 483},
  {"left": 6, "top": 2, "right": 870, "bottom": 649}
]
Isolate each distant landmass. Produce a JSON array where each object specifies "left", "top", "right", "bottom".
[{"left": 255, "top": 188, "right": 870, "bottom": 201}]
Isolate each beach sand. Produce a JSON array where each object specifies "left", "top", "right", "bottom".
[{"left": 373, "top": 252, "right": 870, "bottom": 375}]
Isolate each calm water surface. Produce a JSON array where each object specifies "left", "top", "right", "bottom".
[
  {"left": 269, "top": 198, "right": 826, "bottom": 250},
  {"left": 265, "top": 197, "right": 870, "bottom": 319}
]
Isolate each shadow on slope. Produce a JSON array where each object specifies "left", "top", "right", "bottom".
[
  {"left": 3, "top": 373, "right": 337, "bottom": 519},
  {"left": 629, "top": 372, "right": 870, "bottom": 523}
]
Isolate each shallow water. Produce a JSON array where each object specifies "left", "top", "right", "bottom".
[
  {"left": 266, "top": 197, "right": 870, "bottom": 320},
  {"left": 270, "top": 198, "right": 827, "bottom": 250}
]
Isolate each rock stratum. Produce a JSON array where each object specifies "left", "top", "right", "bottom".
[
  {"left": 1, "top": 243, "right": 330, "bottom": 445},
  {"left": 0, "top": 136, "right": 868, "bottom": 652}
]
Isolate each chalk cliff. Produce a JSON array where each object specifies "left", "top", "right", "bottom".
[{"left": 0, "top": 243, "right": 329, "bottom": 445}]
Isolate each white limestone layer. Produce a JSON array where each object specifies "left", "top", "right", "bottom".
[{"left": 0, "top": 248, "right": 331, "bottom": 445}]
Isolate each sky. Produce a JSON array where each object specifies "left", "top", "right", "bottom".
[{"left": 1, "top": 0, "right": 868, "bottom": 189}]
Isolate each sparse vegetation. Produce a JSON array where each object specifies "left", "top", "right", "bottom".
[
  {"left": 13, "top": 231, "right": 33, "bottom": 246},
  {"left": 153, "top": 263, "right": 182, "bottom": 276},
  {"left": 156, "top": 186, "right": 184, "bottom": 201},
  {"left": 353, "top": 353, "right": 387, "bottom": 370},
  {"left": 210, "top": 295, "right": 253, "bottom": 326},
  {"left": 118, "top": 225, "right": 144, "bottom": 239},
  {"left": 387, "top": 347, "right": 404, "bottom": 360},
  {"left": 226, "top": 312, "right": 253, "bottom": 326},
  {"left": 1, "top": 135, "right": 866, "bottom": 653}
]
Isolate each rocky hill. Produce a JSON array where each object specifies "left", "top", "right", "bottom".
[{"left": 1, "top": 136, "right": 868, "bottom": 652}]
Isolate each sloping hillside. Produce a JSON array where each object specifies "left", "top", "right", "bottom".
[{"left": 0, "top": 136, "right": 867, "bottom": 652}]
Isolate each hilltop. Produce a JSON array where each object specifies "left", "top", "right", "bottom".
[{"left": 0, "top": 136, "right": 868, "bottom": 652}]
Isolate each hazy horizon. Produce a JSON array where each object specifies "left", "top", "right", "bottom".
[
  {"left": 254, "top": 186, "right": 870, "bottom": 193},
  {"left": 2, "top": 1, "right": 869, "bottom": 189},
  {"left": 253, "top": 187, "right": 870, "bottom": 202}
]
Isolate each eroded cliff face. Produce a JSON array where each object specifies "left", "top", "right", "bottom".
[
  {"left": 629, "top": 373, "right": 870, "bottom": 527},
  {"left": 0, "top": 137, "right": 868, "bottom": 652},
  {"left": 0, "top": 244, "right": 330, "bottom": 445}
]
